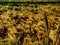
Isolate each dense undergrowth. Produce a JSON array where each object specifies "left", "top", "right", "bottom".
[{"left": 0, "top": 4, "right": 60, "bottom": 45}]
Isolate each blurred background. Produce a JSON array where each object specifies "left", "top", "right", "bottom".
[{"left": 0, "top": 0, "right": 60, "bottom": 2}]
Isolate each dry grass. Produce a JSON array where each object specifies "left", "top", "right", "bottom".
[{"left": 0, "top": 4, "right": 60, "bottom": 45}]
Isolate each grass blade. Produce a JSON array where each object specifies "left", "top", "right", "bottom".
[
  {"left": 56, "top": 25, "right": 60, "bottom": 45},
  {"left": 44, "top": 13, "right": 50, "bottom": 45}
]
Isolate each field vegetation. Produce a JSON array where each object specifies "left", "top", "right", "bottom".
[{"left": 0, "top": 3, "right": 60, "bottom": 45}]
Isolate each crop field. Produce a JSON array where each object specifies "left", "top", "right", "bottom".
[{"left": 0, "top": 3, "right": 60, "bottom": 45}]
